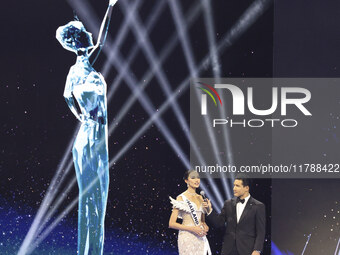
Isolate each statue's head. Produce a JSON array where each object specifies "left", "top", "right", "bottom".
[{"left": 56, "top": 21, "right": 94, "bottom": 53}]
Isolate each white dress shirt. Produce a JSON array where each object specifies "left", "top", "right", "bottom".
[{"left": 236, "top": 194, "right": 250, "bottom": 223}]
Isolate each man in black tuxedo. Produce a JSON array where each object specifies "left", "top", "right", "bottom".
[{"left": 203, "top": 175, "right": 266, "bottom": 255}]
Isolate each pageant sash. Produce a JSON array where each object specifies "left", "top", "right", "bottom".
[{"left": 182, "top": 195, "right": 212, "bottom": 255}]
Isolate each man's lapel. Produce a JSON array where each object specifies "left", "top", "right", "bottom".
[
  {"left": 232, "top": 198, "right": 237, "bottom": 220},
  {"left": 238, "top": 197, "right": 253, "bottom": 224}
]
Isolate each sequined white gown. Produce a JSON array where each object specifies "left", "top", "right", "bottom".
[{"left": 170, "top": 194, "right": 207, "bottom": 255}]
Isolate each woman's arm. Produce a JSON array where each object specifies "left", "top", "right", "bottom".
[
  {"left": 168, "top": 197, "right": 207, "bottom": 237},
  {"left": 89, "top": 0, "right": 118, "bottom": 65}
]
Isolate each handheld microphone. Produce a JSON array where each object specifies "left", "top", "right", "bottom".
[
  {"left": 200, "top": 191, "right": 207, "bottom": 201},
  {"left": 200, "top": 191, "right": 210, "bottom": 214}
]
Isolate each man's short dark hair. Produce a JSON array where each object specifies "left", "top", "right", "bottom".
[{"left": 235, "top": 174, "right": 251, "bottom": 188}]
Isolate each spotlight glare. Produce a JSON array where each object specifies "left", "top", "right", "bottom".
[
  {"left": 120, "top": 1, "right": 222, "bottom": 205},
  {"left": 108, "top": 3, "right": 202, "bottom": 137},
  {"left": 168, "top": 0, "right": 226, "bottom": 206},
  {"left": 17, "top": 126, "right": 78, "bottom": 255},
  {"left": 201, "top": 0, "right": 233, "bottom": 199},
  {"left": 119, "top": 0, "right": 191, "bottom": 137}
]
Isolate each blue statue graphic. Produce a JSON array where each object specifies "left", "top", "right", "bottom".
[{"left": 56, "top": 0, "right": 117, "bottom": 254}]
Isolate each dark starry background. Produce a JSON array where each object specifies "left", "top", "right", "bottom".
[{"left": 0, "top": 0, "right": 339, "bottom": 254}]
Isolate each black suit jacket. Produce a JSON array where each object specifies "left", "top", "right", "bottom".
[{"left": 207, "top": 197, "right": 266, "bottom": 255}]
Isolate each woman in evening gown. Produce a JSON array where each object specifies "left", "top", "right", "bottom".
[{"left": 169, "top": 170, "right": 211, "bottom": 255}]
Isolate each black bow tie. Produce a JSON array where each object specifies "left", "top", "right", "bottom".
[{"left": 237, "top": 197, "right": 245, "bottom": 204}]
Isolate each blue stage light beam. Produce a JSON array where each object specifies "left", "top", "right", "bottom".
[
  {"left": 99, "top": 0, "right": 144, "bottom": 73},
  {"left": 215, "top": 0, "right": 272, "bottom": 62},
  {"left": 301, "top": 234, "right": 311, "bottom": 255},
  {"left": 110, "top": 1, "right": 218, "bottom": 207},
  {"left": 119, "top": 0, "right": 191, "bottom": 138},
  {"left": 107, "top": 3, "right": 202, "bottom": 136},
  {"left": 104, "top": 3, "right": 215, "bottom": 206},
  {"left": 334, "top": 237, "right": 340, "bottom": 255},
  {"left": 201, "top": 0, "right": 234, "bottom": 198},
  {"left": 201, "top": 0, "right": 221, "bottom": 78},
  {"left": 35, "top": 165, "right": 77, "bottom": 237},
  {"left": 108, "top": 0, "right": 273, "bottom": 211},
  {"left": 17, "top": 126, "right": 78, "bottom": 255},
  {"left": 119, "top": 0, "right": 221, "bottom": 206},
  {"left": 106, "top": 82, "right": 220, "bottom": 208},
  {"left": 118, "top": 0, "right": 212, "bottom": 191},
  {"left": 167, "top": 0, "right": 227, "bottom": 205},
  {"left": 101, "top": 0, "right": 167, "bottom": 91}
]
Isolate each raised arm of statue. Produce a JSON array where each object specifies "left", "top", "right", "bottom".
[{"left": 89, "top": 0, "right": 118, "bottom": 65}]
